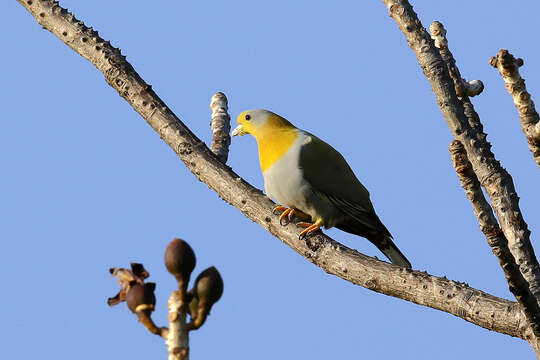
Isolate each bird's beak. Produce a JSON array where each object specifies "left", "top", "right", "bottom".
[{"left": 231, "top": 124, "right": 246, "bottom": 137}]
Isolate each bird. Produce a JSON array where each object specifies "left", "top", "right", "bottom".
[{"left": 231, "top": 109, "right": 411, "bottom": 268}]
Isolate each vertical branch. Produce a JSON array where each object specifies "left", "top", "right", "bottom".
[
  {"left": 209, "top": 92, "right": 231, "bottom": 163},
  {"left": 490, "top": 50, "right": 540, "bottom": 169},
  {"left": 166, "top": 291, "right": 190, "bottom": 360},
  {"left": 449, "top": 140, "right": 540, "bottom": 341}
]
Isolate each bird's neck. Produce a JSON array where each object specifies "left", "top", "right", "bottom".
[{"left": 254, "top": 127, "right": 298, "bottom": 172}]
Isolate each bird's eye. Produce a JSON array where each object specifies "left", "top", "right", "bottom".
[{"left": 245, "top": 114, "right": 251, "bottom": 121}]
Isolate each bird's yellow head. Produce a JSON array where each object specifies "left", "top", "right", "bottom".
[
  {"left": 232, "top": 109, "right": 298, "bottom": 172},
  {"left": 232, "top": 109, "right": 295, "bottom": 139}
]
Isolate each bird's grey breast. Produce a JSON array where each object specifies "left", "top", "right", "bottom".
[{"left": 262, "top": 132, "right": 312, "bottom": 209}]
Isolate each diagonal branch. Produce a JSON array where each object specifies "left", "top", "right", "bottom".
[
  {"left": 449, "top": 140, "right": 540, "bottom": 341},
  {"left": 382, "top": 0, "right": 540, "bottom": 337},
  {"left": 490, "top": 50, "right": 540, "bottom": 169},
  {"left": 431, "top": 21, "right": 540, "bottom": 341},
  {"left": 18, "top": 0, "right": 528, "bottom": 341}
]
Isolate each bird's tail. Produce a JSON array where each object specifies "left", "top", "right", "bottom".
[
  {"left": 336, "top": 219, "right": 412, "bottom": 269},
  {"left": 370, "top": 234, "right": 411, "bottom": 269}
]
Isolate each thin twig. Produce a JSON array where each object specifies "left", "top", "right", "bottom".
[
  {"left": 18, "top": 0, "right": 528, "bottom": 341},
  {"left": 209, "top": 92, "right": 231, "bottom": 163},
  {"left": 449, "top": 140, "right": 540, "bottom": 338},
  {"left": 490, "top": 50, "right": 540, "bottom": 169},
  {"left": 136, "top": 308, "right": 168, "bottom": 339}
]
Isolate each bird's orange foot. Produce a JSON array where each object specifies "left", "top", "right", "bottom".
[
  {"left": 272, "top": 205, "right": 288, "bottom": 215},
  {"left": 272, "top": 205, "right": 292, "bottom": 225},
  {"left": 272, "top": 206, "right": 311, "bottom": 226},
  {"left": 297, "top": 219, "right": 324, "bottom": 240}
]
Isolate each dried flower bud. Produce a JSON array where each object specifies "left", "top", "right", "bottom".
[
  {"left": 107, "top": 263, "right": 149, "bottom": 306},
  {"left": 129, "top": 263, "right": 150, "bottom": 279},
  {"left": 126, "top": 282, "right": 156, "bottom": 315},
  {"left": 164, "top": 238, "right": 196, "bottom": 292}
]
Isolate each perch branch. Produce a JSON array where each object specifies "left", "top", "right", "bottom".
[
  {"left": 382, "top": 0, "right": 540, "bottom": 339},
  {"left": 490, "top": 50, "right": 540, "bottom": 169},
  {"left": 209, "top": 92, "right": 231, "bottom": 163},
  {"left": 18, "top": 0, "right": 529, "bottom": 340},
  {"left": 449, "top": 140, "right": 540, "bottom": 340}
]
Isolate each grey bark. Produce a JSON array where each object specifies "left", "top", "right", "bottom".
[
  {"left": 432, "top": 21, "right": 540, "bottom": 344},
  {"left": 449, "top": 140, "right": 540, "bottom": 344}
]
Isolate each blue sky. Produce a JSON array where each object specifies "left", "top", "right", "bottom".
[{"left": 3, "top": 1, "right": 540, "bottom": 359}]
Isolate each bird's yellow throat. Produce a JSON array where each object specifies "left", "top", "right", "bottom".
[{"left": 251, "top": 114, "right": 298, "bottom": 172}]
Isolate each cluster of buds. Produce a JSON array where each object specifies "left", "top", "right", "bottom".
[
  {"left": 164, "top": 238, "right": 224, "bottom": 330},
  {"left": 108, "top": 238, "right": 224, "bottom": 340}
]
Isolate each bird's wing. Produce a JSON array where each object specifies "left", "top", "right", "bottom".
[{"left": 298, "top": 132, "right": 384, "bottom": 232}]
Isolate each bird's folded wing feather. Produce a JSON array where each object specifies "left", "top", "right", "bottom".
[{"left": 299, "top": 133, "right": 374, "bottom": 213}]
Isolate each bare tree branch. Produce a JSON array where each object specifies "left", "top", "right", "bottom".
[
  {"left": 490, "top": 50, "right": 540, "bottom": 169},
  {"left": 382, "top": 0, "right": 540, "bottom": 341},
  {"left": 17, "top": 0, "right": 531, "bottom": 342},
  {"left": 430, "top": 21, "right": 540, "bottom": 346},
  {"left": 449, "top": 140, "right": 540, "bottom": 344}
]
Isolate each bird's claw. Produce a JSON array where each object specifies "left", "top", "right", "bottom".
[
  {"left": 273, "top": 206, "right": 297, "bottom": 226},
  {"left": 297, "top": 220, "right": 323, "bottom": 240},
  {"left": 274, "top": 206, "right": 313, "bottom": 228},
  {"left": 298, "top": 228, "right": 318, "bottom": 240},
  {"left": 272, "top": 205, "right": 287, "bottom": 216}
]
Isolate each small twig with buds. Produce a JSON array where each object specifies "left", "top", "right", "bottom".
[
  {"left": 108, "top": 239, "right": 224, "bottom": 360},
  {"left": 429, "top": 22, "right": 484, "bottom": 98}
]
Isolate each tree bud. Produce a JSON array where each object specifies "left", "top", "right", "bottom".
[
  {"left": 190, "top": 266, "right": 223, "bottom": 329},
  {"left": 126, "top": 282, "right": 156, "bottom": 315},
  {"left": 164, "top": 238, "right": 196, "bottom": 290}
]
